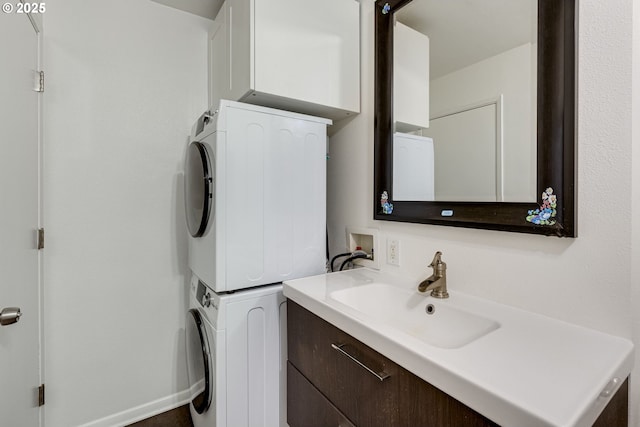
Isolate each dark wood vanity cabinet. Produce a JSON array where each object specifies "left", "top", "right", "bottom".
[
  {"left": 287, "top": 300, "right": 498, "bottom": 427},
  {"left": 287, "top": 362, "right": 356, "bottom": 427},
  {"left": 287, "top": 300, "right": 629, "bottom": 427}
]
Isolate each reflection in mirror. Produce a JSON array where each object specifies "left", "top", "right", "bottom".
[{"left": 392, "top": 0, "right": 537, "bottom": 203}]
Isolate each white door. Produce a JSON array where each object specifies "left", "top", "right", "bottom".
[
  {"left": 425, "top": 103, "right": 499, "bottom": 202},
  {"left": 0, "top": 11, "right": 43, "bottom": 427}
]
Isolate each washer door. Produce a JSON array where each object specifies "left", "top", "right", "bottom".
[
  {"left": 185, "top": 308, "right": 215, "bottom": 414},
  {"left": 185, "top": 141, "right": 213, "bottom": 238}
]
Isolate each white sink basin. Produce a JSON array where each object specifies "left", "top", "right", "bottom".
[{"left": 330, "top": 282, "right": 499, "bottom": 348}]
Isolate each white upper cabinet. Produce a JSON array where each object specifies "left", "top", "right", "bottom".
[
  {"left": 209, "top": 0, "right": 360, "bottom": 121},
  {"left": 394, "top": 21, "right": 429, "bottom": 132}
]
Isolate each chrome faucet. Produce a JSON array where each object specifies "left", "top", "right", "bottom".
[{"left": 418, "top": 251, "right": 449, "bottom": 298}]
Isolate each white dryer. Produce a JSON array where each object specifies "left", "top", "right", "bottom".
[
  {"left": 184, "top": 100, "right": 331, "bottom": 292},
  {"left": 185, "top": 274, "right": 286, "bottom": 427}
]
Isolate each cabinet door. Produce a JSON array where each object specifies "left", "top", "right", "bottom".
[
  {"left": 394, "top": 22, "right": 430, "bottom": 132},
  {"left": 253, "top": 0, "right": 360, "bottom": 111}
]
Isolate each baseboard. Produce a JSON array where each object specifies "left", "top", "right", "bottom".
[{"left": 78, "top": 390, "right": 191, "bottom": 427}]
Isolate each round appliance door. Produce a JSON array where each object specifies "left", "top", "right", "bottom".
[
  {"left": 185, "top": 141, "right": 213, "bottom": 238},
  {"left": 185, "top": 308, "right": 215, "bottom": 414}
]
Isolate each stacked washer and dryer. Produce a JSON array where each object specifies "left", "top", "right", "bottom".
[{"left": 184, "top": 100, "right": 330, "bottom": 427}]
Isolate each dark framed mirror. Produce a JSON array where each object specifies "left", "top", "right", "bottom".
[{"left": 374, "top": 0, "right": 576, "bottom": 236}]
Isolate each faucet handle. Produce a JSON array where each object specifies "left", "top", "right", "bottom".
[{"left": 429, "top": 251, "right": 443, "bottom": 268}]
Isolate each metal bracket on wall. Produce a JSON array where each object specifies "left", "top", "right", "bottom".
[
  {"left": 33, "top": 70, "right": 44, "bottom": 92},
  {"left": 37, "top": 228, "right": 44, "bottom": 250},
  {"left": 38, "top": 384, "right": 45, "bottom": 406}
]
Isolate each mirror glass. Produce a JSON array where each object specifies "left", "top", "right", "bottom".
[{"left": 393, "top": 0, "right": 537, "bottom": 203}]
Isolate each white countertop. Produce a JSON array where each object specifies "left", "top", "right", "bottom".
[{"left": 283, "top": 268, "right": 634, "bottom": 427}]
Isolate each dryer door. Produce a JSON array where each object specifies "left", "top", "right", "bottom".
[
  {"left": 185, "top": 141, "right": 213, "bottom": 238},
  {"left": 186, "top": 308, "right": 215, "bottom": 414}
]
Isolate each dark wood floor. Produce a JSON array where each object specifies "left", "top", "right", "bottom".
[{"left": 126, "top": 404, "right": 193, "bottom": 427}]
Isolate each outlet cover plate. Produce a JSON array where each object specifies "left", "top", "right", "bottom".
[{"left": 387, "top": 238, "right": 400, "bottom": 266}]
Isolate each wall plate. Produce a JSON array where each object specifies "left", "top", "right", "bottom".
[{"left": 345, "top": 226, "right": 380, "bottom": 269}]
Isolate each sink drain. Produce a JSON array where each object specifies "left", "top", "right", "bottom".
[{"left": 425, "top": 304, "right": 435, "bottom": 315}]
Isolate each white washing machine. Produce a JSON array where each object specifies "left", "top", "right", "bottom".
[
  {"left": 184, "top": 100, "right": 330, "bottom": 293},
  {"left": 185, "top": 274, "right": 287, "bottom": 427}
]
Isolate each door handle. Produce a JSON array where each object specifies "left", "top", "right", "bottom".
[{"left": 0, "top": 307, "right": 22, "bottom": 326}]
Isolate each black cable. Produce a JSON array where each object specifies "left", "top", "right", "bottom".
[
  {"left": 330, "top": 252, "right": 352, "bottom": 272},
  {"left": 339, "top": 254, "right": 369, "bottom": 271}
]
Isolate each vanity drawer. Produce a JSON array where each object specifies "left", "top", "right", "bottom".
[
  {"left": 287, "top": 361, "right": 355, "bottom": 427},
  {"left": 287, "top": 301, "right": 400, "bottom": 427}
]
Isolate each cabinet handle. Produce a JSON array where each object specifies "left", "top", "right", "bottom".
[{"left": 331, "top": 343, "right": 390, "bottom": 382}]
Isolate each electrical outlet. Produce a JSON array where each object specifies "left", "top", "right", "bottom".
[{"left": 387, "top": 239, "right": 400, "bottom": 266}]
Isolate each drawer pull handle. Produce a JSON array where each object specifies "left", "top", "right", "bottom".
[{"left": 331, "top": 343, "right": 390, "bottom": 381}]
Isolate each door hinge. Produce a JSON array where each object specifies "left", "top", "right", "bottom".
[
  {"left": 37, "top": 228, "right": 45, "bottom": 250},
  {"left": 33, "top": 70, "right": 44, "bottom": 92},
  {"left": 38, "top": 384, "right": 45, "bottom": 406}
]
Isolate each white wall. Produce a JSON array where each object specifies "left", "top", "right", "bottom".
[
  {"left": 328, "top": 1, "right": 639, "bottom": 425},
  {"left": 429, "top": 43, "right": 536, "bottom": 202},
  {"left": 43, "top": 1, "right": 210, "bottom": 426}
]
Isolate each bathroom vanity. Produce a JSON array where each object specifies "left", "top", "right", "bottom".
[
  {"left": 284, "top": 269, "right": 633, "bottom": 427},
  {"left": 287, "top": 300, "right": 499, "bottom": 427}
]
